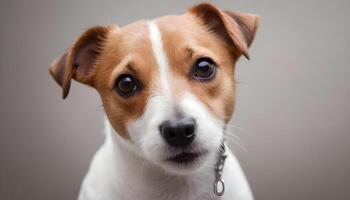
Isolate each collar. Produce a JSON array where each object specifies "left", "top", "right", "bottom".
[{"left": 213, "top": 142, "right": 228, "bottom": 196}]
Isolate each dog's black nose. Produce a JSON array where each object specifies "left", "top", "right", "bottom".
[{"left": 159, "top": 117, "right": 196, "bottom": 147}]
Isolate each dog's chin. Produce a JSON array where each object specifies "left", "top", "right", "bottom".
[{"left": 155, "top": 150, "right": 211, "bottom": 175}]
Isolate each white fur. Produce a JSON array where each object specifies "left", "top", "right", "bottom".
[
  {"left": 78, "top": 21, "right": 253, "bottom": 200},
  {"left": 148, "top": 21, "right": 172, "bottom": 97},
  {"left": 78, "top": 119, "right": 253, "bottom": 200}
]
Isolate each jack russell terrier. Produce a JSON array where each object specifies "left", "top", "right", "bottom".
[{"left": 50, "top": 3, "right": 259, "bottom": 200}]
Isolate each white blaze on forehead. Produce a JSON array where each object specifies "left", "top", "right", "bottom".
[
  {"left": 147, "top": 21, "right": 171, "bottom": 96},
  {"left": 127, "top": 21, "right": 174, "bottom": 146}
]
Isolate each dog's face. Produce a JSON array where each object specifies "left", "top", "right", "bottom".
[{"left": 50, "top": 3, "right": 258, "bottom": 174}]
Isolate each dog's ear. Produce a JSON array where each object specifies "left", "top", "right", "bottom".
[
  {"left": 49, "top": 26, "right": 112, "bottom": 98},
  {"left": 190, "top": 3, "right": 259, "bottom": 59}
]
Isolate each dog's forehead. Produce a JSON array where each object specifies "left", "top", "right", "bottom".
[
  {"left": 152, "top": 14, "right": 200, "bottom": 34},
  {"left": 115, "top": 14, "right": 201, "bottom": 46},
  {"left": 101, "top": 14, "right": 212, "bottom": 77},
  {"left": 108, "top": 20, "right": 150, "bottom": 52},
  {"left": 99, "top": 13, "right": 232, "bottom": 84}
]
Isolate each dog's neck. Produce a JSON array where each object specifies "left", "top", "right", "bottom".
[{"left": 106, "top": 123, "right": 219, "bottom": 200}]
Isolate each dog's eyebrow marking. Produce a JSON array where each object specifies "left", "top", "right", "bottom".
[
  {"left": 186, "top": 46, "right": 218, "bottom": 61},
  {"left": 147, "top": 21, "right": 171, "bottom": 97},
  {"left": 109, "top": 54, "right": 134, "bottom": 88}
]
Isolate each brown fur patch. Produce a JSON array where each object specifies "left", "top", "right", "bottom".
[
  {"left": 155, "top": 14, "right": 236, "bottom": 123},
  {"left": 94, "top": 22, "right": 157, "bottom": 138}
]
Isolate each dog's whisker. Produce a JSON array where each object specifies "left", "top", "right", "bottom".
[
  {"left": 223, "top": 129, "right": 246, "bottom": 151},
  {"left": 210, "top": 118, "right": 245, "bottom": 132},
  {"left": 223, "top": 135, "right": 246, "bottom": 152},
  {"left": 223, "top": 131, "right": 242, "bottom": 142},
  {"left": 226, "top": 124, "right": 244, "bottom": 131},
  {"left": 224, "top": 123, "right": 244, "bottom": 131}
]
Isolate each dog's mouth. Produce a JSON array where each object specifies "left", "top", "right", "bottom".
[{"left": 166, "top": 151, "right": 207, "bottom": 164}]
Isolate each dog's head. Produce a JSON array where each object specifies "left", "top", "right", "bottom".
[{"left": 50, "top": 3, "right": 258, "bottom": 174}]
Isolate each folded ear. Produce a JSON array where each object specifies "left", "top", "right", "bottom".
[
  {"left": 190, "top": 3, "right": 259, "bottom": 59},
  {"left": 49, "top": 26, "right": 112, "bottom": 98}
]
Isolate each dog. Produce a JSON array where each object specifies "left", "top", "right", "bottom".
[{"left": 49, "top": 3, "right": 259, "bottom": 200}]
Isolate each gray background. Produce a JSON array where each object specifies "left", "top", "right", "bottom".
[{"left": 1, "top": 0, "right": 349, "bottom": 199}]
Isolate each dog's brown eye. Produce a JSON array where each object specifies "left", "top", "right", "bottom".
[
  {"left": 192, "top": 57, "right": 216, "bottom": 81},
  {"left": 114, "top": 75, "right": 140, "bottom": 97}
]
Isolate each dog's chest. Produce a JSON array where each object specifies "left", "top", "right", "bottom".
[
  {"left": 79, "top": 140, "right": 251, "bottom": 200},
  {"left": 113, "top": 170, "right": 219, "bottom": 200}
]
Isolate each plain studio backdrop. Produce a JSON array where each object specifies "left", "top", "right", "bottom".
[{"left": 1, "top": 0, "right": 349, "bottom": 199}]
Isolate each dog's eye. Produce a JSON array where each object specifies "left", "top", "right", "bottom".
[
  {"left": 192, "top": 57, "right": 216, "bottom": 81},
  {"left": 114, "top": 75, "right": 140, "bottom": 97}
]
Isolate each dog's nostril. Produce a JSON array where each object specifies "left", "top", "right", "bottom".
[
  {"left": 184, "top": 126, "right": 195, "bottom": 138},
  {"left": 166, "top": 130, "right": 176, "bottom": 140},
  {"left": 159, "top": 117, "right": 196, "bottom": 147}
]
